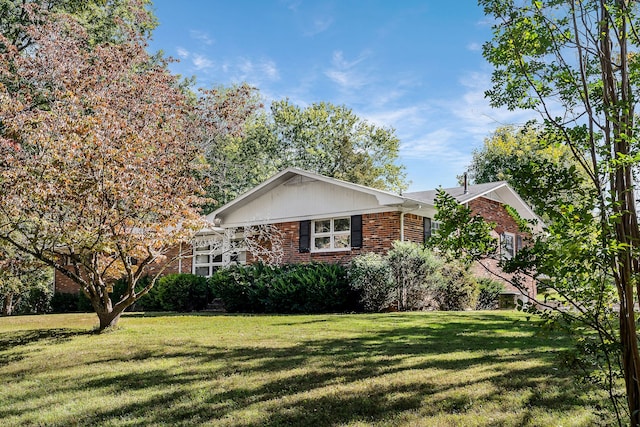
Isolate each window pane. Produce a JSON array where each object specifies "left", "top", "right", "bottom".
[
  {"left": 334, "top": 234, "right": 350, "bottom": 248},
  {"left": 195, "top": 254, "right": 210, "bottom": 264},
  {"left": 334, "top": 218, "right": 350, "bottom": 232},
  {"left": 314, "top": 236, "right": 331, "bottom": 249},
  {"left": 195, "top": 245, "right": 210, "bottom": 252},
  {"left": 195, "top": 266, "right": 209, "bottom": 277},
  {"left": 213, "top": 253, "right": 223, "bottom": 263},
  {"left": 314, "top": 220, "right": 331, "bottom": 233},
  {"left": 502, "top": 234, "right": 514, "bottom": 259}
]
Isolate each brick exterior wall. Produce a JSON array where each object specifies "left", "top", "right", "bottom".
[
  {"left": 467, "top": 197, "right": 537, "bottom": 298},
  {"left": 54, "top": 243, "right": 193, "bottom": 293},
  {"left": 53, "top": 197, "right": 537, "bottom": 299},
  {"left": 267, "top": 211, "right": 426, "bottom": 265}
]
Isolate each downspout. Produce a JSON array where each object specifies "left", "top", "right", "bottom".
[
  {"left": 400, "top": 205, "right": 422, "bottom": 242},
  {"left": 178, "top": 242, "right": 182, "bottom": 273}
]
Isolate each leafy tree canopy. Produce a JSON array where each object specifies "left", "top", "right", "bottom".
[
  {"left": 0, "top": 5, "right": 205, "bottom": 331},
  {"left": 478, "top": 1, "right": 640, "bottom": 423},
  {"left": 198, "top": 97, "right": 408, "bottom": 211},
  {"left": 466, "top": 125, "right": 593, "bottom": 222}
]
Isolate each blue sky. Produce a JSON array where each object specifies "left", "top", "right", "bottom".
[{"left": 148, "top": 0, "right": 534, "bottom": 191}]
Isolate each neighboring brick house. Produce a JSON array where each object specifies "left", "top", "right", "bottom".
[{"left": 195, "top": 168, "right": 541, "bottom": 300}]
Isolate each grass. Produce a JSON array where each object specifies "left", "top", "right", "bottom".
[{"left": 0, "top": 311, "right": 612, "bottom": 426}]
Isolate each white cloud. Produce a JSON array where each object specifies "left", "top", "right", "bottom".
[
  {"left": 189, "top": 30, "right": 214, "bottom": 46},
  {"left": 210, "top": 57, "right": 281, "bottom": 86},
  {"left": 324, "top": 50, "right": 372, "bottom": 89},
  {"left": 192, "top": 54, "right": 214, "bottom": 70},
  {"left": 304, "top": 17, "right": 334, "bottom": 36},
  {"left": 467, "top": 42, "right": 482, "bottom": 51},
  {"left": 176, "top": 47, "right": 190, "bottom": 59}
]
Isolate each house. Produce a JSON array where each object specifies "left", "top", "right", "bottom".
[
  {"left": 54, "top": 167, "right": 540, "bottom": 300},
  {"left": 194, "top": 167, "right": 541, "bottom": 299}
]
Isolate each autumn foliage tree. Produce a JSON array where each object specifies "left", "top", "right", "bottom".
[{"left": 0, "top": 8, "right": 206, "bottom": 330}]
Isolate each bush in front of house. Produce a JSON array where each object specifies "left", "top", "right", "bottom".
[
  {"left": 349, "top": 242, "right": 445, "bottom": 312},
  {"left": 108, "top": 275, "right": 161, "bottom": 312},
  {"left": 10, "top": 285, "right": 52, "bottom": 315},
  {"left": 429, "top": 262, "right": 479, "bottom": 311},
  {"left": 209, "top": 263, "right": 270, "bottom": 313},
  {"left": 475, "top": 278, "right": 505, "bottom": 310},
  {"left": 210, "top": 262, "right": 361, "bottom": 314},
  {"left": 154, "top": 273, "right": 211, "bottom": 312},
  {"left": 348, "top": 252, "right": 395, "bottom": 312},
  {"left": 387, "top": 241, "right": 444, "bottom": 311},
  {"left": 348, "top": 241, "right": 483, "bottom": 312}
]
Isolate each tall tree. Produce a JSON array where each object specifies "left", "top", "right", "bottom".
[
  {"left": 481, "top": 1, "right": 640, "bottom": 423},
  {"left": 0, "top": 8, "right": 205, "bottom": 331},
  {"left": 0, "top": 0, "right": 156, "bottom": 51},
  {"left": 197, "top": 96, "right": 408, "bottom": 211},
  {"left": 268, "top": 100, "right": 407, "bottom": 193},
  {"left": 466, "top": 125, "right": 591, "bottom": 220},
  {"left": 195, "top": 84, "right": 274, "bottom": 211}
]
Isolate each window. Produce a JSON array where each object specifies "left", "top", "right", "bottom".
[
  {"left": 501, "top": 232, "right": 515, "bottom": 260},
  {"left": 193, "top": 245, "right": 223, "bottom": 277},
  {"left": 312, "top": 217, "right": 351, "bottom": 252},
  {"left": 423, "top": 218, "right": 442, "bottom": 241},
  {"left": 193, "top": 237, "right": 248, "bottom": 277}
]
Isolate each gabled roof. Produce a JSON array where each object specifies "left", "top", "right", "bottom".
[
  {"left": 208, "top": 168, "right": 542, "bottom": 232},
  {"left": 208, "top": 167, "right": 423, "bottom": 222},
  {"left": 406, "top": 181, "right": 541, "bottom": 230},
  {"left": 404, "top": 181, "right": 509, "bottom": 205}
]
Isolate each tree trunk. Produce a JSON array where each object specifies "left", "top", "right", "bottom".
[
  {"left": 619, "top": 285, "right": 640, "bottom": 426},
  {"left": 89, "top": 292, "right": 125, "bottom": 332},
  {"left": 95, "top": 309, "right": 122, "bottom": 331},
  {"left": 2, "top": 293, "right": 14, "bottom": 316}
]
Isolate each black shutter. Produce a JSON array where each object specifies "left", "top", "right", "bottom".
[
  {"left": 299, "top": 220, "right": 311, "bottom": 253},
  {"left": 351, "top": 215, "right": 363, "bottom": 248},
  {"left": 424, "top": 217, "right": 432, "bottom": 242}
]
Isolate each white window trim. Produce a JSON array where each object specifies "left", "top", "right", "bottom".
[
  {"left": 193, "top": 235, "right": 248, "bottom": 277},
  {"left": 311, "top": 217, "right": 351, "bottom": 253}
]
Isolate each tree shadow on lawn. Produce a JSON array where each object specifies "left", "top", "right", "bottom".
[
  {"left": 0, "top": 328, "right": 91, "bottom": 367},
  {"left": 3, "top": 314, "right": 607, "bottom": 426}
]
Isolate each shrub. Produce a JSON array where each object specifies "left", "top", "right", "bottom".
[
  {"left": 429, "top": 262, "right": 479, "bottom": 311},
  {"left": 476, "top": 278, "right": 505, "bottom": 310},
  {"left": 210, "top": 263, "right": 361, "bottom": 314},
  {"left": 50, "top": 292, "right": 80, "bottom": 313},
  {"left": 155, "top": 274, "right": 211, "bottom": 312},
  {"left": 348, "top": 252, "right": 394, "bottom": 312},
  {"left": 110, "top": 275, "right": 160, "bottom": 312},
  {"left": 387, "top": 241, "right": 444, "bottom": 310},
  {"left": 14, "top": 285, "right": 53, "bottom": 315}
]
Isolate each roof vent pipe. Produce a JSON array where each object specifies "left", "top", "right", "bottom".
[{"left": 463, "top": 172, "right": 469, "bottom": 195}]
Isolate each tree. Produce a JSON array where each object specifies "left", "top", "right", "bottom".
[
  {"left": 0, "top": 0, "right": 156, "bottom": 52},
  {"left": 195, "top": 84, "right": 275, "bottom": 211},
  {"left": 479, "top": 1, "right": 640, "bottom": 423},
  {"left": 466, "top": 125, "right": 591, "bottom": 219},
  {"left": 268, "top": 100, "right": 407, "bottom": 193},
  {"left": 196, "top": 96, "right": 409, "bottom": 211},
  {"left": 0, "top": 9, "right": 206, "bottom": 331},
  {"left": 0, "top": 242, "right": 52, "bottom": 316}
]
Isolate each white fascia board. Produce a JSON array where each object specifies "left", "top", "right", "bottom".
[{"left": 217, "top": 206, "right": 399, "bottom": 229}]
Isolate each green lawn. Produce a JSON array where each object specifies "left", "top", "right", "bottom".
[{"left": 0, "top": 311, "right": 610, "bottom": 426}]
